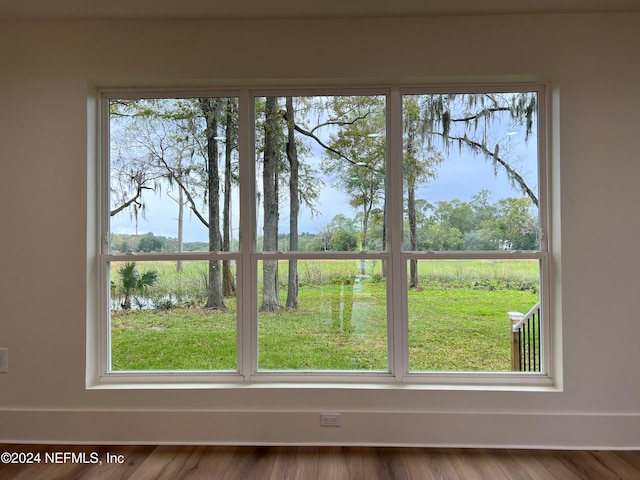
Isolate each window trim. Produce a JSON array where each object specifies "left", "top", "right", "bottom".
[{"left": 93, "top": 83, "right": 553, "bottom": 388}]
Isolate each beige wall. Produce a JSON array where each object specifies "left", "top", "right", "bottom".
[{"left": 1, "top": 13, "right": 639, "bottom": 446}]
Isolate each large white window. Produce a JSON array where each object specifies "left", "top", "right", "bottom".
[{"left": 97, "top": 85, "right": 550, "bottom": 385}]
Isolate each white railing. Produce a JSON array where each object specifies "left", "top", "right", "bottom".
[{"left": 508, "top": 301, "right": 541, "bottom": 372}]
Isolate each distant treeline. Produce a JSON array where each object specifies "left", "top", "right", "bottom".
[
  {"left": 110, "top": 232, "right": 209, "bottom": 253},
  {"left": 111, "top": 191, "right": 537, "bottom": 254}
]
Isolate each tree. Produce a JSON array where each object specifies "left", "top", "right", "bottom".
[
  {"left": 109, "top": 99, "right": 207, "bottom": 271},
  {"left": 418, "top": 92, "right": 538, "bottom": 206},
  {"left": 494, "top": 197, "right": 538, "bottom": 250},
  {"left": 117, "top": 97, "right": 239, "bottom": 300},
  {"left": 316, "top": 214, "right": 359, "bottom": 252},
  {"left": 165, "top": 98, "right": 238, "bottom": 299},
  {"left": 260, "top": 97, "right": 281, "bottom": 311},
  {"left": 138, "top": 232, "right": 166, "bottom": 252},
  {"left": 284, "top": 97, "right": 299, "bottom": 309},
  {"left": 199, "top": 98, "right": 226, "bottom": 309},
  {"left": 285, "top": 95, "right": 386, "bottom": 257},
  {"left": 254, "top": 96, "right": 322, "bottom": 309},
  {"left": 116, "top": 262, "right": 159, "bottom": 310},
  {"left": 331, "top": 228, "right": 359, "bottom": 252},
  {"left": 417, "top": 192, "right": 538, "bottom": 251},
  {"left": 222, "top": 98, "right": 238, "bottom": 297},
  {"left": 109, "top": 101, "right": 167, "bottom": 221},
  {"left": 323, "top": 96, "right": 386, "bottom": 266},
  {"left": 404, "top": 97, "right": 444, "bottom": 287},
  {"left": 163, "top": 139, "right": 196, "bottom": 272},
  {"left": 423, "top": 222, "right": 464, "bottom": 251}
]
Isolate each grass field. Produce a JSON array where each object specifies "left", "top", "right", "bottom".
[{"left": 110, "top": 259, "right": 539, "bottom": 372}]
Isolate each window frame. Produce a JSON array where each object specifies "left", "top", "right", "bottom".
[{"left": 94, "top": 83, "right": 552, "bottom": 388}]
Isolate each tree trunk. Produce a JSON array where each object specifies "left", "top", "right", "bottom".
[
  {"left": 222, "top": 98, "right": 236, "bottom": 297},
  {"left": 360, "top": 200, "right": 371, "bottom": 275},
  {"left": 406, "top": 110, "right": 420, "bottom": 288},
  {"left": 200, "top": 98, "right": 226, "bottom": 309},
  {"left": 285, "top": 97, "right": 299, "bottom": 309},
  {"left": 261, "top": 96, "right": 281, "bottom": 311},
  {"left": 177, "top": 186, "right": 184, "bottom": 273},
  {"left": 408, "top": 183, "right": 419, "bottom": 288}
]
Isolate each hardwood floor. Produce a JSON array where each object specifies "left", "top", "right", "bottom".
[{"left": 1, "top": 445, "right": 639, "bottom": 479}]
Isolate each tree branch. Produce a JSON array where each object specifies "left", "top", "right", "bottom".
[
  {"left": 109, "top": 185, "right": 153, "bottom": 216},
  {"left": 436, "top": 132, "right": 538, "bottom": 206},
  {"left": 154, "top": 156, "right": 210, "bottom": 228},
  {"left": 449, "top": 107, "right": 511, "bottom": 123},
  {"left": 289, "top": 119, "right": 384, "bottom": 174},
  {"left": 309, "top": 112, "right": 372, "bottom": 134}
]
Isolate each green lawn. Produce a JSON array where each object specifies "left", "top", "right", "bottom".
[
  {"left": 258, "top": 282, "right": 388, "bottom": 370},
  {"left": 110, "top": 259, "right": 539, "bottom": 372},
  {"left": 111, "top": 307, "right": 236, "bottom": 370},
  {"left": 408, "top": 287, "right": 536, "bottom": 371}
]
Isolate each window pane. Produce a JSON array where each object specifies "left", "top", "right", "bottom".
[
  {"left": 403, "top": 93, "right": 539, "bottom": 251},
  {"left": 407, "top": 259, "right": 541, "bottom": 372},
  {"left": 109, "top": 260, "right": 237, "bottom": 371},
  {"left": 109, "top": 97, "right": 239, "bottom": 253},
  {"left": 257, "top": 259, "right": 387, "bottom": 370},
  {"left": 255, "top": 95, "right": 386, "bottom": 252}
]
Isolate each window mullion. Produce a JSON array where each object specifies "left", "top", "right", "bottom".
[
  {"left": 99, "top": 94, "right": 112, "bottom": 377},
  {"left": 538, "top": 84, "right": 550, "bottom": 253},
  {"left": 387, "top": 87, "right": 408, "bottom": 380},
  {"left": 100, "top": 94, "right": 111, "bottom": 256},
  {"left": 238, "top": 88, "right": 254, "bottom": 379}
]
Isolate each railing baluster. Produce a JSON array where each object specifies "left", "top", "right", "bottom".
[
  {"left": 509, "top": 302, "right": 541, "bottom": 373},
  {"left": 527, "top": 319, "right": 532, "bottom": 371},
  {"left": 536, "top": 310, "right": 541, "bottom": 370},
  {"left": 531, "top": 314, "right": 539, "bottom": 372},
  {"left": 519, "top": 329, "right": 524, "bottom": 370}
]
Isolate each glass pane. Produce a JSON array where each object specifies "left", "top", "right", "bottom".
[
  {"left": 255, "top": 95, "right": 387, "bottom": 252},
  {"left": 407, "top": 259, "right": 541, "bottom": 372},
  {"left": 109, "top": 260, "right": 237, "bottom": 371},
  {"left": 257, "top": 259, "right": 387, "bottom": 370},
  {"left": 109, "top": 97, "right": 239, "bottom": 253},
  {"left": 403, "top": 92, "right": 539, "bottom": 251}
]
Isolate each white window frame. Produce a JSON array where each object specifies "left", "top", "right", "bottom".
[{"left": 93, "top": 83, "right": 552, "bottom": 388}]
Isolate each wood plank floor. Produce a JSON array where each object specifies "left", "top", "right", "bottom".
[{"left": 1, "top": 445, "right": 639, "bottom": 480}]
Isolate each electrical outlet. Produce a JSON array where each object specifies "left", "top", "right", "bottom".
[
  {"left": 320, "top": 413, "right": 341, "bottom": 427},
  {"left": 0, "top": 348, "right": 8, "bottom": 373}
]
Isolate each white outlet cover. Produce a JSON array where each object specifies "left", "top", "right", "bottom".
[{"left": 320, "top": 413, "right": 341, "bottom": 427}]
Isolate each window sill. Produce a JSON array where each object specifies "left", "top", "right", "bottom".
[{"left": 89, "top": 372, "right": 558, "bottom": 392}]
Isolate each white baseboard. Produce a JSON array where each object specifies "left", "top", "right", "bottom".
[{"left": 1, "top": 409, "right": 639, "bottom": 449}]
